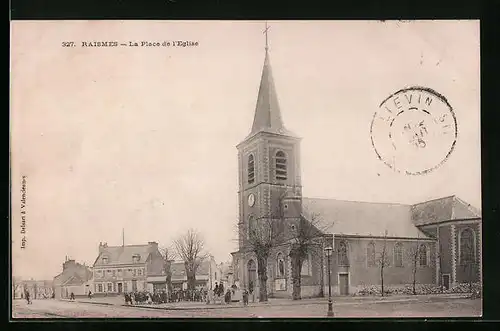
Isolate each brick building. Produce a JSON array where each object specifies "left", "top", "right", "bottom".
[
  {"left": 231, "top": 42, "right": 481, "bottom": 298},
  {"left": 92, "top": 241, "right": 165, "bottom": 295},
  {"left": 53, "top": 257, "right": 93, "bottom": 299}
]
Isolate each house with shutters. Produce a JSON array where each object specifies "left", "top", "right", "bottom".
[
  {"left": 92, "top": 241, "right": 166, "bottom": 295},
  {"left": 230, "top": 33, "right": 481, "bottom": 298}
]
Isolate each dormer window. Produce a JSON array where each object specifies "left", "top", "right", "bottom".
[
  {"left": 132, "top": 254, "right": 141, "bottom": 263},
  {"left": 248, "top": 154, "right": 255, "bottom": 184},
  {"left": 102, "top": 256, "right": 109, "bottom": 264},
  {"left": 275, "top": 151, "right": 287, "bottom": 180}
]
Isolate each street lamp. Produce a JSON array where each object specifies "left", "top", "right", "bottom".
[{"left": 324, "top": 246, "right": 334, "bottom": 317}]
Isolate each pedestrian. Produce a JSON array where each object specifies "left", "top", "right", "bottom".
[
  {"left": 219, "top": 283, "right": 225, "bottom": 298},
  {"left": 88, "top": 290, "right": 92, "bottom": 299},
  {"left": 25, "top": 290, "right": 31, "bottom": 304},
  {"left": 224, "top": 288, "right": 231, "bottom": 304},
  {"left": 242, "top": 288, "right": 249, "bottom": 306},
  {"left": 70, "top": 292, "right": 75, "bottom": 301}
]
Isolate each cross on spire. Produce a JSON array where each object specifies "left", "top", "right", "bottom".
[{"left": 263, "top": 21, "right": 270, "bottom": 51}]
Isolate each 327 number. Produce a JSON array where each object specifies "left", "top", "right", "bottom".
[{"left": 61, "top": 42, "right": 75, "bottom": 47}]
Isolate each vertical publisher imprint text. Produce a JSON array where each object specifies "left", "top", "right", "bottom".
[{"left": 20, "top": 175, "right": 27, "bottom": 249}]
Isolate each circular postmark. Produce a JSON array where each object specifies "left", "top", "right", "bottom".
[{"left": 370, "top": 86, "right": 457, "bottom": 175}]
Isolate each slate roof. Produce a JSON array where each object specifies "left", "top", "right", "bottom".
[
  {"left": 302, "top": 197, "right": 428, "bottom": 238},
  {"left": 94, "top": 244, "right": 152, "bottom": 266},
  {"left": 244, "top": 50, "right": 298, "bottom": 141},
  {"left": 411, "top": 195, "right": 481, "bottom": 226},
  {"left": 301, "top": 195, "right": 481, "bottom": 238},
  {"left": 54, "top": 262, "right": 92, "bottom": 285}
]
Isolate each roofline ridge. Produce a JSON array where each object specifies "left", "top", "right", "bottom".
[
  {"left": 410, "top": 195, "right": 456, "bottom": 207},
  {"left": 303, "top": 196, "right": 411, "bottom": 206}
]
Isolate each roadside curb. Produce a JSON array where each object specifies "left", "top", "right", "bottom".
[{"left": 62, "top": 293, "right": 472, "bottom": 311}]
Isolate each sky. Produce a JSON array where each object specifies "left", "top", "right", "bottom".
[{"left": 10, "top": 20, "right": 480, "bottom": 280}]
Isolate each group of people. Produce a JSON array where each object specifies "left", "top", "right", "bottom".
[
  {"left": 120, "top": 282, "right": 256, "bottom": 306},
  {"left": 123, "top": 288, "right": 209, "bottom": 305},
  {"left": 23, "top": 290, "right": 56, "bottom": 304}
]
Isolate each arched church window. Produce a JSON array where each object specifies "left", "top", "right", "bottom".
[
  {"left": 275, "top": 151, "right": 287, "bottom": 181},
  {"left": 248, "top": 154, "right": 255, "bottom": 184},
  {"left": 277, "top": 253, "right": 285, "bottom": 278},
  {"left": 419, "top": 244, "right": 428, "bottom": 267},
  {"left": 394, "top": 242, "right": 403, "bottom": 267},
  {"left": 247, "top": 216, "right": 255, "bottom": 240},
  {"left": 460, "top": 228, "right": 475, "bottom": 265},
  {"left": 338, "top": 241, "right": 349, "bottom": 266},
  {"left": 367, "top": 242, "right": 376, "bottom": 267}
]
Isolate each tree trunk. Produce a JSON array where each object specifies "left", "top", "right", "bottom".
[
  {"left": 380, "top": 265, "right": 384, "bottom": 297},
  {"left": 257, "top": 255, "right": 268, "bottom": 302},
  {"left": 186, "top": 273, "right": 196, "bottom": 292},
  {"left": 412, "top": 258, "right": 417, "bottom": 295},
  {"left": 290, "top": 255, "right": 303, "bottom": 300}
]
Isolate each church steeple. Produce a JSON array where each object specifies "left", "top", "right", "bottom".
[{"left": 247, "top": 23, "right": 295, "bottom": 139}]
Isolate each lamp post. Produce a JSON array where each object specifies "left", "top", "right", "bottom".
[{"left": 324, "top": 246, "right": 334, "bottom": 317}]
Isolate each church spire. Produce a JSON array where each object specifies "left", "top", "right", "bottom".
[{"left": 248, "top": 22, "right": 292, "bottom": 138}]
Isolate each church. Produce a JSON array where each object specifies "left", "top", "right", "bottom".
[{"left": 230, "top": 31, "right": 482, "bottom": 299}]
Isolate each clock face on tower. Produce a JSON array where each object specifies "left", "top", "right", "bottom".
[{"left": 248, "top": 193, "right": 255, "bottom": 207}]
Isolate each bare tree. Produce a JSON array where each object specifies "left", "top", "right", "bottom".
[
  {"left": 406, "top": 234, "right": 421, "bottom": 295},
  {"left": 159, "top": 246, "right": 177, "bottom": 294},
  {"left": 33, "top": 282, "right": 38, "bottom": 300},
  {"left": 12, "top": 277, "right": 22, "bottom": 299},
  {"left": 174, "top": 229, "right": 208, "bottom": 292},
  {"left": 377, "top": 230, "right": 391, "bottom": 297},
  {"left": 247, "top": 216, "right": 282, "bottom": 302},
  {"left": 289, "top": 210, "right": 332, "bottom": 300}
]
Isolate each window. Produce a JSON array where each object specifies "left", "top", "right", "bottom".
[
  {"left": 132, "top": 280, "right": 137, "bottom": 291},
  {"left": 367, "top": 242, "right": 376, "bottom": 267},
  {"left": 133, "top": 254, "right": 141, "bottom": 263},
  {"left": 394, "top": 242, "right": 403, "bottom": 267},
  {"left": 107, "top": 283, "right": 112, "bottom": 292},
  {"left": 248, "top": 154, "right": 255, "bottom": 184},
  {"left": 248, "top": 216, "right": 255, "bottom": 239},
  {"left": 124, "top": 282, "right": 128, "bottom": 292},
  {"left": 102, "top": 256, "right": 108, "bottom": 264},
  {"left": 338, "top": 241, "right": 349, "bottom": 266},
  {"left": 112, "top": 270, "right": 116, "bottom": 277},
  {"left": 132, "top": 269, "right": 137, "bottom": 276},
  {"left": 113, "top": 283, "right": 116, "bottom": 292},
  {"left": 460, "top": 228, "right": 475, "bottom": 265},
  {"left": 275, "top": 151, "right": 287, "bottom": 180},
  {"left": 419, "top": 244, "right": 428, "bottom": 267},
  {"left": 277, "top": 253, "right": 285, "bottom": 278},
  {"left": 138, "top": 269, "right": 143, "bottom": 276},
  {"left": 98, "top": 284, "right": 103, "bottom": 293}
]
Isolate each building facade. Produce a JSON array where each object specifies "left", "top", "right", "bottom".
[
  {"left": 53, "top": 257, "right": 93, "bottom": 299},
  {"left": 231, "top": 43, "right": 482, "bottom": 298},
  {"left": 170, "top": 256, "right": 222, "bottom": 291},
  {"left": 92, "top": 241, "right": 166, "bottom": 295}
]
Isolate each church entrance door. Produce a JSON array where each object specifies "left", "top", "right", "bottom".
[
  {"left": 339, "top": 273, "right": 349, "bottom": 295},
  {"left": 442, "top": 274, "right": 450, "bottom": 290}
]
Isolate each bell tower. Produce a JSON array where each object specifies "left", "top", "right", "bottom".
[{"left": 236, "top": 23, "right": 302, "bottom": 250}]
